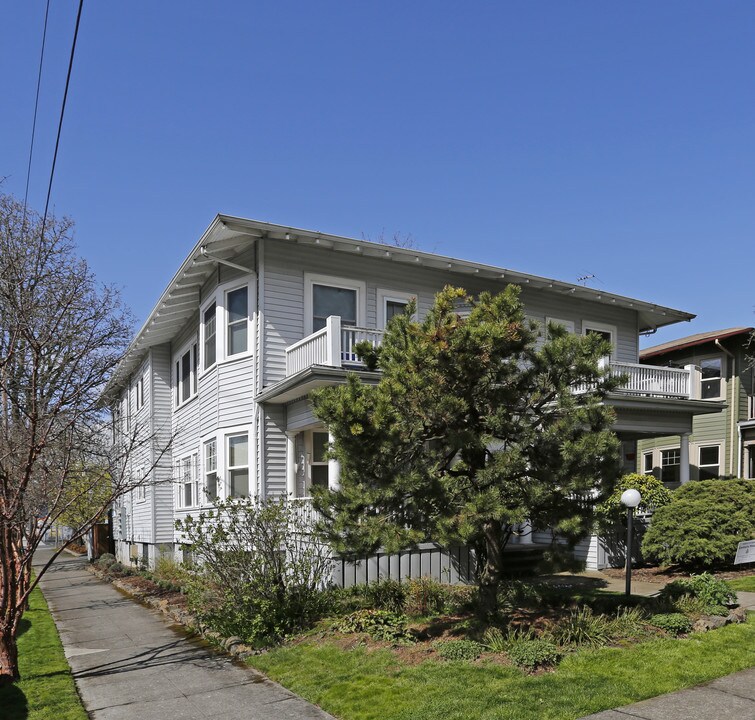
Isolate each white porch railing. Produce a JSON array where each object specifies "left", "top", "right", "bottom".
[
  {"left": 285, "top": 316, "right": 384, "bottom": 375},
  {"left": 609, "top": 361, "right": 692, "bottom": 399},
  {"left": 285, "top": 319, "right": 699, "bottom": 400},
  {"left": 289, "top": 498, "right": 323, "bottom": 531}
]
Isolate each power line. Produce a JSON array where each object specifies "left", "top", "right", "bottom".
[
  {"left": 21, "top": 0, "right": 52, "bottom": 232},
  {"left": 39, "top": 0, "right": 84, "bottom": 244}
]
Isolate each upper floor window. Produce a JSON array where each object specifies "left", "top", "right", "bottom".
[
  {"left": 175, "top": 342, "right": 198, "bottom": 407},
  {"left": 377, "top": 289, "right": 416, "bottom": 329},
  {"left": 203, "top": 302, "right": 216, "bottom": 369},
  {"left": 199, "top": 278, "right": 254, "bottom": 370},
  {"left": 583, "top": 321, "right": 617, "bottom": 360},
  {"left": 136, "top": 467, "right": 146, "bottom": 501},
  {"left": 135, "top": 375, "right": 144, "bottom": 411},
  {"left": 305, "top": 274, "right": 365, "bottom": 335},
  {"left": 313, "top": 285, "right": 356, "bottom": 332},
  {"left": 700, "top": 357, "right": 723, "bottom": 399},
  {"left": 227, "top": 287, "right": 248, "bottom": 356}
]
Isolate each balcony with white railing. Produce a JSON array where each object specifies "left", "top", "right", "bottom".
[
  {"left": 284, "top": 317, "right": 701, "bottom": 400},
  {"left": 286, "top": 316, "right": 384, "bottom": 376}
]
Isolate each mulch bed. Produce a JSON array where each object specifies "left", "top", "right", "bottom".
[{"left": 601, "top": 565, "right": 755, "bottom": 583}]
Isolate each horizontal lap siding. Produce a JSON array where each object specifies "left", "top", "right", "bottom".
[
  {"left": 130, "top": 355, "right": 153, "bottom": 543},
  {"left": 287, "top": 398, "right": 317, "bottom": 431},
  {"left": 261, "top": 241, "right": 642, "bottom": 393},
  {"left": 265, "top": 406, "right": 287, "bottom": 497},
  {"left": 199, "top": 366, "right": 219, "bottom": 436},
  {"left": 151, "top": 345, "right": 175, "bottom": 543},
  {"left": 217, "top": 359, "right": 255, "bottom": 427}
]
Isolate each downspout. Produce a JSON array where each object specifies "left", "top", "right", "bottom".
[{"left": 715, "top": 339, "right": 737, "bottom": 476}]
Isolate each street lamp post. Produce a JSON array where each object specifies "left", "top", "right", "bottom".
[{"left": 620, "top": 488, "right": 642, "bottom": 598}]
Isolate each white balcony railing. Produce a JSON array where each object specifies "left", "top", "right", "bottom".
[
  {"left": 285, "top": 318, "right": 699, "bottom": 400},
  {"left": 609, "top": 361, "right": 692, "bottom": 399},
  {"left": 286, "top": 316, "right": 383, "bottom": 375}
]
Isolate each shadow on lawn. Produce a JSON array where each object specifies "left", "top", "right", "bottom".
[
  {"left": 0, "top": 682, "right": 29, "bottom": 720},
  {"left": 17, "top": 619, "right": 31, "bottom": 638}
]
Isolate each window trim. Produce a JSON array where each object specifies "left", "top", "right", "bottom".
[
  {"left": 135, "top": 375, "right": 145, "bottom": 411},
  {"left": 642, "top": 450, "right": 654, "bottom": 476},
  {"left": 377, "top": 289, "right": 417, "bottom": 328},
  {"left": 659, "top": 445, "right": 681, "bottom": 486},
  {"left": 308, "top": 430, "right": 330, "bottom": 492},
  {"left": 202, "top": 437, "right": 218, "bottom": 505},
  {"left": 176, "top": 452, "right": 199, "bottom": 509},
  {"left": 173, "top": 339, "right": 199, "bottom": 409},
  {"left": 198, "top": 276, "right": 256, "bottom": 374},
  {"left": 697, "top": 443, "right": 722, "bottom": 480},
  {"left": 698, "top": 354, "right": 725, "bottom": 401},
  {"left": 226, "top": 430, "right": 251, "bottom": 499},
  {"left": 135, "top": 467, "right": 147, "bottom": 502},
  {"left": 582, "top": 321, "right": 618, "bottom": 359},
  {"left": 545, "top": 317, "right": 576, "bottom": 337},
  {"left": 304, "top": 273, "right": 366, "bottom": 335}
]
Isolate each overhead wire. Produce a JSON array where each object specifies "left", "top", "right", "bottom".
[
  {"left": 39, "top": 0, "right": 85, "bottom": 244},
  {"left": 21, "top": 0, "right": 52, "bottom": 233}
]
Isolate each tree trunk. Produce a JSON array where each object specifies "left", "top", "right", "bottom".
[
  {"left": 0, "top": 627, "right": 20, "bottom": 686},
  {"left": 477, "top": 521, "right": 505, "bottom": 617}
]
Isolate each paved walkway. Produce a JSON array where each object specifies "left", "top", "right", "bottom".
[{"left": 35, "top": 548, "right": 334, "bottom": 720}]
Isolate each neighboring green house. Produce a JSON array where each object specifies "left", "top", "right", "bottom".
[{"left": 637, "top": 327, "right": 754, "bottom": 485}]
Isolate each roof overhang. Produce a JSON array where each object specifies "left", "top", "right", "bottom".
[
  {"left": 105, "top": 214, "right": 697, "bottom": 399},
  {"left": 256, "top": 365, "right": 383, "bottom": 405},
  {"left": 641, "top": 327, "right": 754, "bottom": 360}
]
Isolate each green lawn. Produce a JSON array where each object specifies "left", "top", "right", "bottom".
[
  {"left": 249, "top": 615, "right": 755, "bottom": 720},
  {"left": 728, "top": 575, "right": 755, "bottom": 593},
  {"left": 0, "top": 586, "right": 87, "bottom": 720}
]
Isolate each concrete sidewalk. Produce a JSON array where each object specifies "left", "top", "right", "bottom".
[{"left": 35, "top": 549, "right": 334, "bottom": 720}]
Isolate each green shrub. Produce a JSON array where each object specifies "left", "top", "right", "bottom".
[
  {"left": 363, "top": 579, "right": 407, "bottom": 613},
  {"left": 507, "top": 638, "right": 562, "bottom": 670},
  {"left": 334, "top": 609, "right": 414, "bottom": 643},
  {"left": 552, "top": 606, "right": 611, "bottom": 648},
  {"left": 642, "top": 480, "right": 755, "bottom": 570},
  {"left": 482, "top": 625, "right": 537, "bottom": 653},
  {"left": 151, "top": 556, "right": 190, "bottom": 590},
  {"left": 176, "top": 497, "right": 333, "bottom": 646},
  {"left": 434, "top": 639, "right": 484, "bottom": 661},
  {"left": 649, "top": 613, "right": 692, "bottom": 635},
  {"left": 108, "top": 561, "right": 125, "bottom": 574},
  {"left": 660, "top": 573, "right": 736, "bottom": 608},
  {"left": 96, "top": 553, "right": 116, "bottom": 569},
  {"left": 404, "top": 577, "right": 452, "bottom": 616}
]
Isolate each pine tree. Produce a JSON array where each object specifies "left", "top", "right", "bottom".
[{"left": 312, "top": 285, "right": 621, "bottom": 614}]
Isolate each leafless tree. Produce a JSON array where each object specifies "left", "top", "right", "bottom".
[{"left": 0, "top": 193, "right": 166, "bottom": 685}]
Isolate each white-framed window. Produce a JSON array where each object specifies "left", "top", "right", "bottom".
[
  {"left": 377, "top": 289, "right": 417, "bottom": 328},
  {"left": 699, "top": 356, "right": 724, "bottom": 400},
  {"left": 199, "top": 277, "right": 255, "bottom": 371},
  {"left": 582, "top": 321, "right": 617, "bottom": 359},
  {"left": 546, "top": 317, "right": 576, "bottom": 337},
  {"left": 136, "top": 467, "right": 146, "bottom": 502},
  {"left": 304, "top": 274, "right": 366, "bottom": 334},
  {"left": 177, "top": 453, "right": 198, "bottom": 508},
  {"left": 226, "top": 286, "right": 248, "bottom": 356},
  {"left": 660, "top": 447, "right": 681, "bottom": 485},
  {"left": 227, "top": 433, "right": 250, "bottom": 498},
  {"left": 135, "top": 375, "right": 145, "bottom": 411},
  {"left": 309, "top": 431, "right": 330, "bottom": 491},
  {"left": 203, "top": 438, "right": 218, "bottom": 503},
  {"left": 642, "top": 451, "right": 654, "bottom": 475},
  {"left": 174, "top": 341, "right": 198, "bottom": 407},
  {"left": 698, "top": 444, "right": 721, "bottom": 480},
  {"left": 202, "top": 301, "right": 217, "bottom": 370}
]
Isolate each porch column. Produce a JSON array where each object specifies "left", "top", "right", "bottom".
[
  {"left": 328, "top": 431, "right": 340, "bottom": 491},
  {"left": 679, "top": 433, "right": 690, "bottom": 485},
  {"left": 286, "top": 433, "right": 296, "bottom": 497}
]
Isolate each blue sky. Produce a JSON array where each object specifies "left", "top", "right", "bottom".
[{"left": 2, "top": 2, "right": 754, "bottom": 348}]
